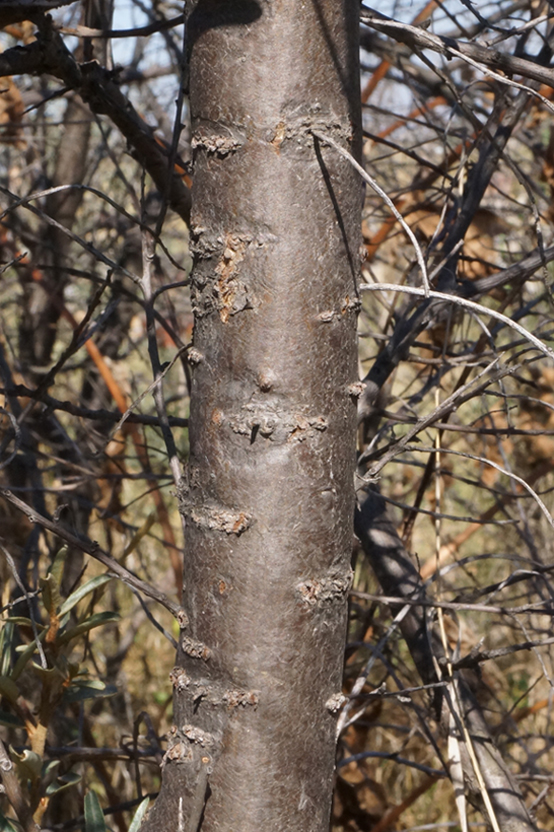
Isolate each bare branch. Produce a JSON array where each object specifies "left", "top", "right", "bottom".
[
  {"left": 361, "top": 6, "right": 554, "bottom": 91},
  {"left": 0, "top": 26, "right": 191, "bottom": 225},
  {"left": 0, "top": 0, "right": 75, "bottom": 27},
  {"left": 0, "top": 488, "right": 185, "bottom": 621}
]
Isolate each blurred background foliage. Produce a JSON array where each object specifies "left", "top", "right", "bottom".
[{"left": 2, "top": 0, "right": 554, "bottom": 829}]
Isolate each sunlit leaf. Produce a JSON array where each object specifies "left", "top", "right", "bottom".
[
  {"left": 48, "top": 546, "right": 68, "bottom": 589},
  {"left": 62, "top": 681, "right": 117, "bottom": 704},
  {"left": 30, "top": 663, "right": 65, "bottom": 689},
  {"left": 0, "top": 617, "right": 37, "bottom": 627},
  {"left": 40, "top": 575, "right": 55, "bottom": 619},
  {"left": 42, "top": 759, "right": 60, "bottom": 778},
  {"left": 0, "top": 621, "right": 17, "bottom": 677},
  {"left": 11, "top": 631, "right": 47, "bottom": 681},
  {"left": 10, "top": 747, "right": 42, "bottom": 781}
]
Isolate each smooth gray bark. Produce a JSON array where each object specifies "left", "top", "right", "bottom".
[{"left": 142, "top": 2, "right": 362, "bottom": 831}]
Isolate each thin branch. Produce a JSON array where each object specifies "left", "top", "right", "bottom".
[
  {"left": 361, "top": 6, "right": 554, "bottom": 93},
  {"left": 59, "top": 14, "right": 184, "bottom": 39},
  {"left": 0, "top": 543, "right": 47, "bottom": 669},
  {"left": 359, "top": 284, "right": 554, "bottom": 362},
  {"left": 349, "top": 590, "right": 553, "bottom": 616},
  {"left": 0, "top": 488, "right": 185, "bottom": 622},
  {"left": 311, "top": 129, "right": 430, "bottom": 296},
  {"left": 107, "top": 346, "right": 188, "bottom": 441},
  {"left": 0, "top": 26, "right": 191, "bottom": 225},
  {"left": 384, "top": 443, "right": 554, "bottom": 530},
  {"left": 0, "top": 386, "right": 188, "bottom": 427},
  {"left": 339, "top": 751, "right": 447, "bottom": 778},
  {"left": 0, "top": 738, "right": 40, "bottom": 832}
]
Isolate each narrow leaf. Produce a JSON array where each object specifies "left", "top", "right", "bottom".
[
  {"left": 0, "top": 809, "right": 19, "bottom": 832},
  {"left": 0, "top": 616, "right": 36, "bottom": 627},
  {"left": 11, "top": 628, "right": 48, "bottom": 680},
  {"left": 10, "top": 747, "right": 42, "bottom": 780},
  {"left": 57, "top": 611, "right": 120, "bottom": 646},
  {"left": 84, "top": 791, "right": 106, "bottom": 832},
  {"left": 128, "top": 796, "right": 150, "bottom": 832},
  {"left": 48, "top": 545, "right": 68, "bottom": 589},
  {"left": 45, "top": 771, "right": 81, "bottom": 796},
  {"left": 58, "top": 574, "right": 112, "bottom": 616},
  {"left": 62, "top": 682, "right": 117, "bottom": 704}
]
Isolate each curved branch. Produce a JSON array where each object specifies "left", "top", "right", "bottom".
[{"left": 0, "top": 26, "right": 191, "bottom": 225}]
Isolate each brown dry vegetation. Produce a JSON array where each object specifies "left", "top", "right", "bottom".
[{"left": 2, "top": 1, "right": 554, "bottom": 831}]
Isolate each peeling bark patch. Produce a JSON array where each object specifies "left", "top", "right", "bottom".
[
  {"left": 222, "top": 689, "right": 260, "bottom": 709},
  {"left": 171, "top": 670, "right": 258, "bottom": 710},
  {"left": 347, "top": 381, "right": 365, "bottom": 399},
  {"left": 170, "top": 667, "right": 190, "bottom": 693},
  {"left": 176, "top": 608, "right": 189, "bottom": 629},
  {"left": 192, "top": 232, "right": 277, "bottom": 319},
  {"left": 182, "top": 636, "right": 212, "bottom": 661},
  {"left": 190, "top": 505, "right": 252, "bottom": 535},
  {"left": 288, "top": 414, "right": 327, "bottom": 441},
  {"left": 325, "top": 693, "right": 347, "bottom": 713},
  {"left": 270, "top": 120, "right": 286, "bottom": 152},
  {"left": 182, "top": 725, "right": 215, "bottom": 747},
  {"left": 215, "top": 235, "right": 250, "bottom": 322},
  {"left": 163, "top": 740, "right": 191, "bottom": 765},
  {"left": 170, "top": 669, "right": 209, "bottom": 702},
  {"left": 229, "top": 405, "right": 277, "bottom": 438},
  {"left": 229, "top": 401, "right": 327, "bottom": 443},
  {"left": 187, "top": 347, "right": 204, "bottom": 366},
  {"left": 189, "top": 225, "right": 219, "bottom": 261},
  {"left": 192, "top": 129, "right": 243, "bottom": 157},
  {"left": 267, "top": 113, "right": 353, "bottom": 151},
  {"left": 211, "top": 408, "right": 225, "bottom": 426},
  {"left": 341, "top": 295, "right": 361, "bottom": 314},
  {"left": 163, "top": 727, "right": 192, "bottom": 765},
  {"left": 317, "top": 310, "right": 336, "bottom": 322},
  {"left": 297, "top": 573, "right": 352, "bottom": 607}
]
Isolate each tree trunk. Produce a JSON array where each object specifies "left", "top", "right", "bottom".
[{"left": 142, "top": 1, "right": 361, "bottom": 830}]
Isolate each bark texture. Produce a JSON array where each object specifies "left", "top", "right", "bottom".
[{"left": 142, "top": 1, "right": 361, "bottom": 830}]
